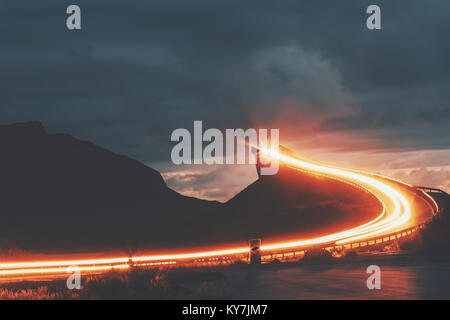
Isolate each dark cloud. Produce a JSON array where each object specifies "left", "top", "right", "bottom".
[{"left": 0, "top": 0, "right": 449, "bottom": 168}]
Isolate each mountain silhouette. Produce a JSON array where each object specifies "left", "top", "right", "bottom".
[
  {"left": 0, "top": 122, "right": 382, "bottom": 254},
  {"left": 205, "top": 164, "right": 382, "bottom": 244},
  {"left": 0, "top": 122, "right": 219, "bottom": 252}
]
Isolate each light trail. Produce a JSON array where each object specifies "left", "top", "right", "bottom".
[
  {"left": 132, "top": 248, "right": 250, "bottom": 263},
  {"left": 0, "top": 258, "right": 130, "bottom": 270},
  {"left": 0, "top": 264, "right": 130, "bottom": 276},
  {"left": 258, "top": 148, "right": 412, "bottom": 247},
  {"left": 0, "top": 147, "right": 434, "bottom": 280},
  {"left": 420, "top": 189, "right": 440, "bottom": 213}
]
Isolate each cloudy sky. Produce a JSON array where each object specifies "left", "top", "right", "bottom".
[{"left": 1, "top": 0, "right": 449, "bottom": 201}]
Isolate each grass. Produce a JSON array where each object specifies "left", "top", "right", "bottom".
[{"left": 0, "top": 267, "right": 231, "bottom": 300}]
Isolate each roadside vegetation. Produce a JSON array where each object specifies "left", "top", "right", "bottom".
[{"left": 0, "top": 267, "right": 230, "bottom": 300}]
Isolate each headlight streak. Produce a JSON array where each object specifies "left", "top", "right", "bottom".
[
  {"left": 0, "top": 147, "right": 432, "bottom": 279},
  {"left": 0, "top": 264, "right": 130, "bottom": 276},
  {"left": 259, "top": 148, "right": 411, "bottom": 248},
  {"left": 420, "top": 189, "right": 440, "bottom": 213}
]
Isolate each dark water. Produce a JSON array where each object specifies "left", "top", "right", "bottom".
[{"left": 219, "top": 259, "right": 450, "bottom": 299}]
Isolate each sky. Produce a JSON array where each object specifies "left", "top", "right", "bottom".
[{"left": 1, "top": 0, "right": 449, "bottom": 201}]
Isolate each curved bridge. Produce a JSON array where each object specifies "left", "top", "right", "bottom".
[{"left": 0, "top": 146, "right": 444, "bottom": 281}]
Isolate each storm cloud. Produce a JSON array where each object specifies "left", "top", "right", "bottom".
[{"left": 1, "top": 0, "right": 449, "bottom": 197}]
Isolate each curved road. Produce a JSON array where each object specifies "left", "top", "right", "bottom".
[{"left": 0, "top": 147, "right": 438, "bottom": 281}]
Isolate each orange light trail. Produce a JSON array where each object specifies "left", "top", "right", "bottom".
[
  {"left": 258, "top": 148, "right": 412, "bottom": 247},
  {"left": 0, "top": 147, "right": 434, "bottom": 279},
  {"left": 0, "top": 264, "right": 130, "bottom": 276},
  {"left": 0, "top": 258, "right": 130, "bottom": 270},
  {"left": 420, "top": 189, "right": 440, "bottom": 213}
]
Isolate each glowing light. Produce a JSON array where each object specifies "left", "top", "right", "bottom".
[
  {"left": 132, "top": 248, "right": 249, "bottom": 262},
  {"left": 420, "top": 189, "right": 440, "bottom": 213},
  {"left": 0, "top": 264, "right": 130, "bottom": 276},
  {"left": 258, "top": 147, "right": 411, "bottom": 246},
  {"left": 0, "top": 258, "right": 129, "bottom": 270},
  {"left": 0, "top": 146, "right": 430, "bottom": 280}
]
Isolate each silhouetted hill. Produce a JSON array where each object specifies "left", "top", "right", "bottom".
[
  {"left": 411, "top": 193, "right": 450, "bottom": 255},
  {"left": 205, "top": 164, "right": 382, "bottom": 243},
  {"left": 0, "top": 122, "right": 384, "bottom": 254},
  {"left": 0, "top": 122, "right": 219, "bottom": 252}
]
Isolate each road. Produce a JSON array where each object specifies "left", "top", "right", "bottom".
[{"left": 0, "top": 146, "right": 438, "bottom": 282}]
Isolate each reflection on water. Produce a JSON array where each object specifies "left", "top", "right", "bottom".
[{"left": 222, "top": 260, "right": 450, "bottom": 299}]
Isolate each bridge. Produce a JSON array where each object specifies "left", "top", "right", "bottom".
[
  {"left": 416, "top": 186, "right": 448, "bottom": 196},
  {"left": 0, "top": 146, "right": 447, "bottom": 281}
]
